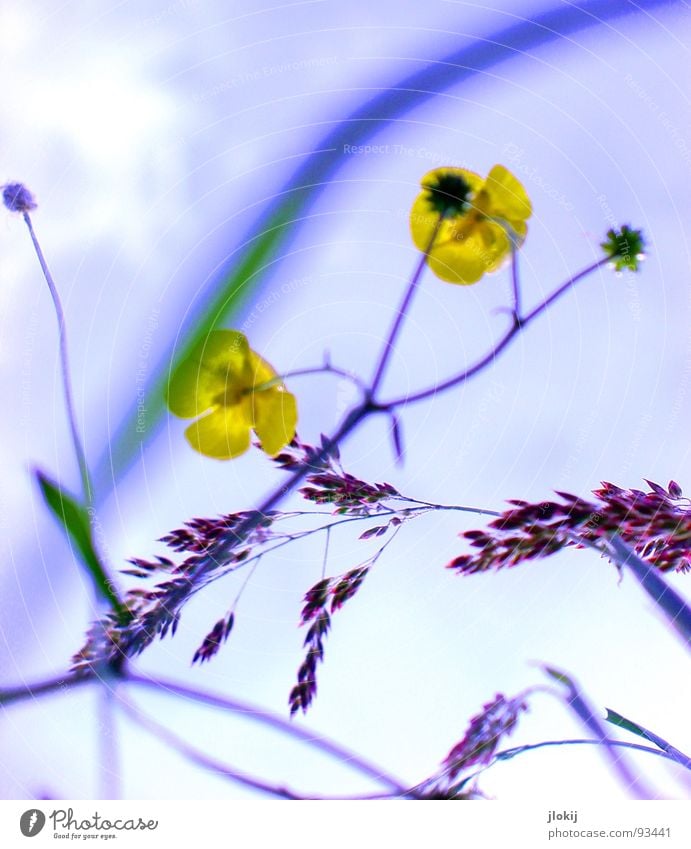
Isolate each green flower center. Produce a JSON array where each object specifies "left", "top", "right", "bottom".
[{"left": 425, "top": 173, "right": 472, "bottom": 217}]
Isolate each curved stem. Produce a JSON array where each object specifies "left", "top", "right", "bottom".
[
  {"left": 22, "top": 212, "right": 122, "bottom": 614},
  {"left": 395, "top": 496, "right": 501, "bottom": 519},
  {"left": 97, "top": 687, "right": 122, "bottom": 799},
  {"left": 460, "top": 738, "right": 686, "bottom": 792},
  {"left": 3, "top": 242, "right": 615, "bottom": 801},
  {"left": 118, "top": 694, "right": 421, "bottom": 800},
  {"left": 106, "top": 257, "right": 611, "bottom": 672},
  {"left": 510, "top": 242, "right": 522, "bottom": 321},
  {"left": 522, "top": 258, "right": 608, "bottom": 324},
  {"left": 129, "top": 673, "right": 411, "bottom": 795},
  {"left": 496, "top": 737, "right": 687, "bottom": 765},
  {"left": 0, "top": 668, "right": 413, "bottom": 795},
  {"left": 542, "top": 664, "right": 652, "bottom": 799},
  {"left": 378, "top": 258, "right": 608, "bottom": 410},
  {"left": 606, "top": 535, "right": 691, "bottom": 651},
  {"left": 252, "top": 363, "right": 368, "bottom": 395},
  {"left": 23, "top": 212, "right": 93, "bottom": 505},
  {"left": 116, "top": 695, "right": 299, "bottom": 799},
  {"left": 0, "top": 672, "right": 93, "bottom": 706},
  {"left": 369, "top": 217, "right": 443, "bottom": 399},
  {"left": 189, "top": 404, "right": 371, "bottom": 579},
  {"left": 96, "top": 0, "right": 672, "bottom": 494},
  {"left": 170, "top": 500, "right": 499, "bottom": 602}
]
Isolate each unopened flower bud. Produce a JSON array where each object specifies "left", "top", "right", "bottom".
[{"left": 2, "top": 182, "right": 37, "bottom": 213}]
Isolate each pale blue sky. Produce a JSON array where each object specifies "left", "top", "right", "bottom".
[{"left": 1, "top": 0, "right": 690, "bottom": 801}]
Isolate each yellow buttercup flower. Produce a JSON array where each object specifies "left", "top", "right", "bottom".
[
  {"left": 166, "top": 330, "right": 297, "bottom": 459},
  {"left": 410, "top": 165, "right": 532, "bottom": 284}
]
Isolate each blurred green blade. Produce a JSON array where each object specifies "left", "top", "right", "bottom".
[
  {"left": 606, "top": 708, "right": 691, "bottom": 770},
  {"left": 97, "top": 202, "right": 299, "bottom": 489},
  {"left": 543, "top": 665, "right": 651, "bottom": 797},
  {"left": 605, "top": 708, "right": 648, "bottom": 739},
  {"left": 35, "top": 469, "right": 124, "bottom": 615},
  {"left": 94, "top": 0, "right": 679, "bottom": 494}
]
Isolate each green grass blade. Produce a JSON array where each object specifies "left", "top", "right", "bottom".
[
  {"left": 97, "top": 200, "right": 300, "bottom": 488},
  {"left": 605, "top": 708, "right": 691, "bottom": 771},
  {"left": 93, "top": 0, "right": 678, "bottom": 494},
  {"left": 543, "top": 665, "right": 651, "bottom": 798},
  {"left": 35, "top": 469, "right": 125, "bottom": 617}
]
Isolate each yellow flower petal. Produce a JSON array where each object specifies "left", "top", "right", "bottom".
[
  {"left": 184, "top": 399, "right": 253, "bottom": 459},
  {"left": 167, "top": 328, "right": 299, "bottom": 461},
  {"left": 167, "top": 330, "right": 251, "bottom": 419},
  {"left": 426, "top": 217, "right": 510, "bottom": 284},
  {"left": 476, "top": 218, "right": 512, "bottom": 268},
  {"left": 426, "top": 242, "right": 488, "bottom": 284},
  {"left": 252, "top": 387, "right": 298, "bottom": 456},
  {"left": 246, "top": 349, "right": 278, "bottom": 389},
  {"left": 484, "top": 164, "right": 532, "bottom": 223}
]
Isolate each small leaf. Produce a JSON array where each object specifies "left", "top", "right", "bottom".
[
  {"left": 192, "top": 612, "right": 234, "bottom": 665},
  {"left": 543, "top": 665, "right": 576, "bottom": 690},
  {"left": 605, "top": 708, "right": 646, "bottom": 738},
  {"left": 606, "top": 708, "right": 691, "bottom": 770},
  {"left": 668, "top": 480, "right": 683, "bottom": 498},
  {"left": 35, "top": 469, "right": 124, "bottom": 616},
  {"left": 224, "top": 612, "right": 235, "bottom": 638},
  {"left": 390, "top": 414, "right": 404, "bottom": 466},
  {"left": 359, "top": 525, "right": 387, "bottom": 540},
  {"left": 543, "top": 664, "right": 649, "bottom": 796},
  {"left": 644, "top": 479, "right": 667, "bottom": 497}
]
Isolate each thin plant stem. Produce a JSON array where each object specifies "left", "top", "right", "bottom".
[
  {"left": 543, "top": 664, "right": 652, "bottom": 799},
  {"left": 182, "top": 500, "right": 496, "bottom": 602},
  {"left": 458, "top": 738, "right": 687, "bottom": 793},
  {"left": 22, "top": 212, "right": 93, "bottom": 505},
  {"left": 321, "top": 525, "right": 331, "bottom": 580},
  {"left": 369, "top": 216, "right": 444, "bottom": 398},
  {"left": 0, "top": 668, "right": 413, "bottom": 795},
  {"left": 253, "top": 363, "right": 367, "bottom": 395},
  {"left": 607, "top": 535, "right": 691, "bottom": 651},
  {"left": 21, "top": 211, "right": 123, "bottom": 618},
  {"left": 0, "top": 672, "right": 93, "bottom": 707},
  {"left": 378, "top": 257, "right": 609, "bottom": 410},
  {"left": 393, "top": 495, "right": 501, "bottom": 519},
  {"left": 1, "top": 233, "right": 613, "bottom": 799},
  {"left": 252, "top": 258, "right": 606, "bottom": 526},
  {"left": 510, "top": 242, "right": 521, "bottom": 321},
  {"left": 229, "top": 558, "right": 260, "bottom": 612},
  {"left": 605, "top": 706, "right": 691, "bottom": 771},
  {"left": 116, "top": 695, "right": 300, "bottom": 800},
  {"left": 187, "top": 404, "right": 370, "bottom": 578},
  {"left": 183, "top": 495, "right": 497, "bottom": 601},
  {"left": 97, "top": 688, "right": 122, "bottom": 799},
  {"left": 118, "top": 695, "right": 421, "bottom": 800},
  {"left": 496, "top": 738, "right": 688, "bottom": 766},
  {"left": 128, "top": 673, "right": 412, "bottom": 795},
  {"left": 522, "top": 258, "right": 608, "bottom": 324},
  {"left": 163, "top": 257, "right": 608, "bottom": 607}
]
